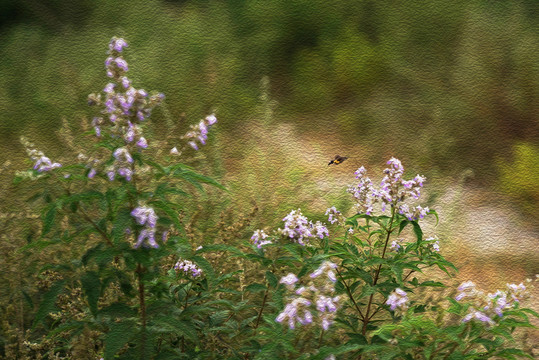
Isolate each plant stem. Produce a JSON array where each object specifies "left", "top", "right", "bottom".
[
  {"left": 336, "top": 267, "right": 364, "bottom": 321},
  {"left": 362, "top": 207, "right": 395, "bottom": 335},
  {"left": 137, "top": 263, "right": 147, "bottom": 359},
  {"left": 254, "top": 287, "right": 269, "bottom": 329},
  {"left": 318, "top": 329, "right": 325, "bottom": 348}
]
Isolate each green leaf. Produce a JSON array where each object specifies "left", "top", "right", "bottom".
[
  {"left": 191, "top": 255, "right": 215, "bottom": 286},
  {"left": 81, "top": 271, "right": 101, "bottom": 317},
  {"left": 428, "top": 209, "right": 440, "bottom": 225},
  {"left": 46, "top": 320, "right": 86, "bottom": 338},
  {"left": 411, "top": 221, "right": 423, "bottom": 242},
  {"left": 266, "top": 271, "right": 278, "bottom": 288},
  {"left": 419, "top": 280, "right": 445, "bottom": 287},
  {"left": 111, "top": 208, "right": 132, "bottom": 245},
  {"left": 196, "top": 244, "right": 244, "bottom": 257},
  {"left": 150, "top": 200, "right": 183, "bottom": 229},
  {"left": 22, "top": 290, "right": 33, "bottom": 307},
  {"left": 152, "top": 317, "right": 197, "bottom": 340},
  {"left": 105, "top": 321, "right": 137, "bottom": 359},
  {"left": 246, "top": 283, "right": 267, "bottom": 293},
  {"left": 172, "top": 168, "right": 227, "bottom": 192},
  {"left": 32, "top": 280, "right": 66, "bottom": 328},
  {"left": 493, "top": 348, "right": 533, "bottom": 359},
  {"left": 42, "top": 203, "right": 58, "bottom": 236},
  {"left": 398, "top": 219, "right": 410, "bottom": 235},
  {"left": 99, "top": 302, "right": 136, "bottom": 318}
]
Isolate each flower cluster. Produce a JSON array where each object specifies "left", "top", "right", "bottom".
[
  {"left": 181, "top": 114, "right": 218, "bottom": 151},
  {"left": 325, "top": 206, "right": 342, "bottom": 225},
  {"left": 174, "top": 258, "right": 203, "bottom": 278},
  {"left": 456, "top": 280, "right": 531, "bottom": 326},
  {"left": 276, "top": 261, "right": 341, "bottom": 331},
  {"left": 251, "top": 229, "right": 272, "bottom": 249},
  {"left": 278, "top": 209, "right": 329, "bottom": 246},
  {"left": 386, "top": 288, "right": 409, "bottom": 311},
  {"left": 425, "top": 236, "right": 440, "bottom": 252},
  {"left": 390, "top": 238, "right": 405, "bottom": 251},
  {"left": 86, "top": 37, "right": 164, "bottom": 181},
  {"left": 131, "top": 205, "right": 159, "bottom": 248},
  {"left": 21, "top": 137, "right": 61, "bottom": 173},
  {"left": 348, "top": 158, "right": 429, "bottom": 220}
]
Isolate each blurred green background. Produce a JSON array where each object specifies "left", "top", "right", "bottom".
[{"left": 0, "top": 0, "right": 538, "bottom": 286}]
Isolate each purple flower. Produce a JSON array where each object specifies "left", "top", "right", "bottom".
[
  {"left": 174, "top": 259, "right": 203, "bottom": 277},
  {"left": 386, "top": 288, "right": 408, "bottom": 311},
  {"left": 88, "top": 168, "right": 97, "bottom": 179},
  {"left": 117, "top": 167, "right": 132, "bottom": 181},
  {"left": 316, "top": 295, "right": 338, "bottom": 313},
  {"left": 462, "top": 308, "right": 495, "bottom": 326},
  {"left": 110, "top": 38, "right": 128, "bottom": 52},
  {"left": 251, "top": 229, "right": 272, "bottom": 248},
  {"left": 182, "top": 114, "right": 218, "bottom": 150},
  {"left": 136, "top": 137, "right": 148, "bottom": 148},
  {"left": 113, "top": 147, "right": 133, "bottom": 163},
  {"left": 278, "top": 209, "right": 328, "bottom": 246},
  {"left": 33, "top": 156, "right": 62, "bottom": 172},
  {"left": 325, "top": 206, "right": 341, "bottom": 224},
  {"left": 206, "top": 114, "right": 217, "bottom": 125},
  {"left": 105, "top": 56, "right": 114, "bottom": 67},
  {"left": 321, "top": 317, "right": 332, "bottom": 330},
  {"left": 131, "top": 206, "right": 158, "bottom": 228},
  {"left": 280, "top": 273, "right": 299, "bottom": 286},
  {"left": 134, "top": 228, "right": 158, "bottom": 249},
  {"left": 104, "top": 83, "right": 115, "bottom": 94},
  {"left": 121, "top": 76, "right": 131, "bottom": 88},
  {"left": 124, "top": 126, "right": 135, "bottom": 142},
  {"left": 310, "top": 261, "right": 338, "bottom": 282},
  {"left": 456, "top": 281, "right": 477, "bottom": 301},
  {"left": 170, "top": 147, "right": 180, "bottom": 155},
  {"left": 115, "top": 58, "right": 128, "bottom": 71}
]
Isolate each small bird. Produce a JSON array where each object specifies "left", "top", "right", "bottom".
[{"left": 328, "top": 155, "right": 348, "bottom": 166}]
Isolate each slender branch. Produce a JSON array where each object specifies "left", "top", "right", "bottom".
[
  {"left": 78, "top": 205, "right": 114, "bottom": 247},
  {"left": 254, "top": 287, "right": 269, "bottom": 329},
  {"left": 318, "top": 329, "right": 325, "bottom": 348},
  {"left": 137, "top": 263, "right": 147, "bottom": 360},
  {"left": 362, "top": 207, "right": 396, "bottom": 335},
  {"left": 336, "top": 267, "right": 364, "bottom": 320}
]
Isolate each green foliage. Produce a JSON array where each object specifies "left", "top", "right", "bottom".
[{"left": 498, "top": 142, "right": 539, "bottom": 217}]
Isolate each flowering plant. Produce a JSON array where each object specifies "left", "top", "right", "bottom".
[{"left": 16, "top": 37, "right": 226, "bottom": 359}]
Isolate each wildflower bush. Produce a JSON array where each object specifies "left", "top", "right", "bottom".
[{"left": 7, "top": 37, "right": 538, "bottom": 359}]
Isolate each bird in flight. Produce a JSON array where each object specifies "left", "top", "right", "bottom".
[{"left": 328, "top": 155, "right": 348, "bottom": 166}]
